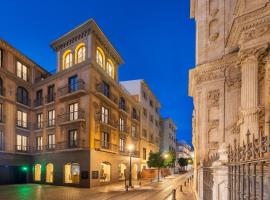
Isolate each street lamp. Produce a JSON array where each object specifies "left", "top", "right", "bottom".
[
  {"left": 128, "top": 144, "right": 134, "bottom": 188},
  {"left": 164, "top": 154, "right": 169, "bottom": 159}
]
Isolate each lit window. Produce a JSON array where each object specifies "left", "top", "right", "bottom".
[
  {"left": 119, "top": 118, "right": 125, "bottom": 132},
  {"left": 48, "top": 110, "right": 55, "bottom": 127},
  {"left": 131, "top": 125, "right": 136, "bottom": 137},
  {"left": 75, "top": 44, "right": 86, "bottom": 64},
  {"left": 34, "top": 164, "right": 42, "bottom": 181},
  {"left": 17, "top": 61, "right": 28, "bottom": 81},
  {"left": 63, "top": 50, "right": 73, "bottom": 69},
  {"left": 119, "top": 138, "right": 125, "bottom": 152},
  {"left": 96, "top": 47, "right": 104, "bottom": 68},
  {"left": 36, "top": 136, "right": 43, "bottom": 151},
  {"left": 17, "top": 110, "right": 28, "bottom": 128},
  {"left": 101, "top": 131, "right": 110, "bottom": 149},
  {"left": 106, "top": 60, "right": 114, "bottom": 79},
  {"left": 64, "top": 163, "right": 80, "bottom": 184},
  {"left": 69, "top": 103, "right": 78, "bottom": 121},
  {"left": 16, "top": 134, "right": 28, "bottom": 151},
  {"left": 48, "top": 134, "right": 55, "bottom": 149},
  {"left": 46, "top": 163, "right": 54, "bottom": 183},
  {"left": 37, "top": 113, "right": 43, "bottom": 129},
  {"left": 101, "top": 106, "right": 109, "bottom": 124},
  {"left": 68, "top": 129, "right": 78, "bottom": 148},
  {"left": 100, "top": 162, "right": 111, "bottom": 182}
]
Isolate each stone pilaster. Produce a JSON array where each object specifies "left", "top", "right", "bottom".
[
  {"left": 265, "top": 56, "right": 270, "bottom": 138},
  {"left": 240, "top": 53, "right": 259, "bottom": 143}
]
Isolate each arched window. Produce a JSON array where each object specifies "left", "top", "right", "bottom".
[
  {"left": 75, "top": 43, "right": 86, "bottom": 64},
  {"left": 64, "top": 163, "right": 80, "bottom": 184},
  {"left": 0, "top": 77, "right": 3, "bottom": 96},
  {"left": 62, "top": 50, "right": 73, "bottom": 70},
  {"left": 106, "top": 60, "right": 114, "bottom": 79},
  {"left": 96, "top": 47, "right": 105, "bottom": 68},
  {"left": 34, "top": 164, "right": 42, "bottom": 181},
  {"left": 46, "top": 163, "right": 54, "bottom": 183},
  {"left": 17, "top": 87, "right": 28, "bottom": 105}
]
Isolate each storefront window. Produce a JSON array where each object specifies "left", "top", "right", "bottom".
[{"left": 64, "top": 163, "right": 80, "bottom": 184}]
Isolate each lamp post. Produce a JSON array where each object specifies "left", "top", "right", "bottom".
[{"left": 128, "top": 144, "right": 134, "bottom": 188}]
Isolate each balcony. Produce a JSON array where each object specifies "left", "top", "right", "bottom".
[
  {"left": 96, "top": 83, "right": 118, "bottom": 106},
  {"left": 15, "top": 145, "right": 30, "bottom": 153},
  {"left": 119, "top": 148, "right": 140, "bottom": 157},
  {"left": 94, "top": 139, "right": 118, "bottom": 153},
  {"left": 119, "top": 103, "right": 130, "bottom": 114},
  {"left": 32, "top": 140, "right": 88, "bottom": 153},
  {"left": 58, "top": 110, "right": 86, "bottom": 125},
  {"left": 95, "top": 114, "right": 117, "bottom": 129},
  {"left": 119, "top": 125, "right": 130, "bottom": 136},
  {"left": 45, "top": 93, "right": 56, "bottom": 104},
  {"left": 34, "top": 98, "right": 43, "bottom": 107},
  {"left": 46, "top": 120, "right": 56, "bottom": 128},
  {"left": 132, "top": 112, "right": 140, "bottom": 121},
  {"left": 34, "top": 122, "right": 44, "bottom": 130},
  {"left": 16, "top": 121, "right": 31, "bottom": 130},
  {"left": 58, "top": 80, "right": 86, "bottom": 101}
]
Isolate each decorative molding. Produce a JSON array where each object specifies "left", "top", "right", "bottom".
[{"left": 207, "top": 89, "right": 220, "bottom": 107}]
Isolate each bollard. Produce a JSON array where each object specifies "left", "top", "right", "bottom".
[
  {"left": 179, "top": 185, "right": 183, "bottom": 192},
  {"left": 125, "top": 185, "right": 128, "bottom": 191},
  {"left": 184, "top": 181, "right": 186, "bottom": 187},
  {"left": 172, "top": 189, "right": 176, "bottom": 200}
]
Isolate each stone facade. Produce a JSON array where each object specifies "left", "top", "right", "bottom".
[
  {"left": 189, "top": 0, "right": 270, "bottom": 199},
  {"left": 159, "top": 117, "right": 177, "bottom": 153},
  {"left": 0, "top": 19, "right": 160, "bottom": 188}
]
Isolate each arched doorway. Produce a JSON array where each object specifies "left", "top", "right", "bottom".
[
  {"left": 118, "top": 163, "right": 127, "bottom": 180},
  {"left": 34, "top": 164, "right": 41, "bottom": 181},
  {"left": 64, "top": 163, "right": 80, "bottom": 184},
  {"left": 46, "top": 163, "right": 54, "bottom": 183},
  {"left": 100, "top": 162, "right": 111, "bottom": 182}
]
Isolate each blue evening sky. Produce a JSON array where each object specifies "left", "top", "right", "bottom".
[{"left": 0, "top": 0, "right": 195, "bottom": 145}]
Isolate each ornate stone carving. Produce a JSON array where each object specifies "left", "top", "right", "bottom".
[
  {"left": 207, "top": 89, "right": 220, "bottom": 107},
  {"left": 240, "top": 23, "right": 270, "bottom": 43},
  {"left": 209, "top": 0, "right": 219, "bottom": 17},
  {"left": 209, "top": 19, "right": 219, "bottom": 41}
]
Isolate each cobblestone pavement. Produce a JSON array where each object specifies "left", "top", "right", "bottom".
[{"left": 0, "top": 172, "right": 195, "bottom": 200}]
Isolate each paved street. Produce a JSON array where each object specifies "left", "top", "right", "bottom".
[{"left": 0, "top": 172, "right": 194, "bottom": 200}]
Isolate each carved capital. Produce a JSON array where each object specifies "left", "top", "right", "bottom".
[{"left": 239, "top": 45, "right": 268, "bottom": 64}]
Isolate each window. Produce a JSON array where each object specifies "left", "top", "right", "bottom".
[
  {"left": 119, "top": 138, "right": 125, "bottom": 152},
  {"left": 37, "top": 113, "right": 43, "bottom": 129},
  {"left": 132, "top": 108, "right": 138, "bottom": 120},
  {"left": 17, "top": 87, "right": 28, "bottom": 105},
  {"left": 119, "top": 97, "right": 126, "bottom": 111},
  {"left": 102, "top": 81, "right": 110, "bottom": 97},
  {"left": 0, "top": 103, "right": 2, "bottom": 122},
  {"left": 75, "top": 44, "right": 86, "bottom": 64},
  {"left": 106, "top": 60, "right": 114, "bottom": 79},
  {"left": 96, "top": 47, "right": 104, "bottom": 68},
  {"left": 46, "top": 163, "right": 54, "bottom": 183},
  {"left": 101, "top": 132, "right": 110, "bottom": 148},
  {"left": 0, "top": 77, "right": 3, "bottom": 96},
  {"left": 131, "top": 125, "right": 136, "bottom": 137},
  {"left": 17, "top": 61, "right": 28, "bottom": 81},
  {"left": 68, "top": 130, "right": 78, "bottom": 147},
  {"left": 35, "top": 90, "right": 43, "bottom": 106},
  {"left": 48, "top": 110, "right": 55, "bottom": 127},
  {"left": 17, "top": 110, "right": 28, "bottom": 128},
  {"left": 143, "top": 148, "right": 146, "bottom": 160},
  {"left": 63, "top": 50, "right": 72, "bottom": 69},
  {"left": 143, "top": 108, "right": 147, "bottom": 117},
  {"left": 149, "top": 99, "right": 153, "bottom": 108},
  {"left": 101, "top": 106, "right": 109, "bottom": 124},
  {"left": 0, "top": 49, "right": 2, "bottom": 68},
  {"left": 142, "top": 129, "right": 147, "bottom": 138},
  {"left": 48, "top": 134, "right": 55, "bottom": 149},
  {"left": 64, "top": 163, "right": 80, "bottom": 184},
  {"left": 119, "top": 118, "right": 125, "bottom": 132},
  {"left": 150, "top": 115, "right": 154, "bottom": 123},
  {"left": 36, "top": 136, "right": 43, "bottom": 151},
  {"left": 69, "top": 103, "right": 78, "bottom": 121},
  {"left": 68, "top": 75, "right": 78, "bottom": 92},
  {"left": 47, "top": 85, "right": 55, "bottom": 103},
  {"left": 16, "top": 135, "right": 28, "bottom": 151},
  {"left": 34, "top": 164, "right": 42, "bottom": 181},
  {"left": 0, "top": 130, "right": 4, "bottom": 150}
]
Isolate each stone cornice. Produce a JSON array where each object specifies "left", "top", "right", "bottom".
[
  {"left": 226, "top": 2, "right": 270, "bottom": 48},
  {"left": 239, "top": 44, "right": 269, "bottom": 63}
]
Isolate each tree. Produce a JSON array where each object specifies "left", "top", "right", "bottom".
[
  {"left": 147, "top": 152, "right": 164, "bottom": 182},
  {"left": 178, "top": 157, "right": 188, "bottom": 171},
  {"left": 164, "top": 151, "right": 176, "bottom": 167}
]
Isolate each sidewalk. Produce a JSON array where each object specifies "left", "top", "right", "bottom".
[{"left": 175, "top": 184, "right": 195, "bottom": 200}]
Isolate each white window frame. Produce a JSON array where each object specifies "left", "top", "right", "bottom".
[
  {"left": 101, "top": 106, "right": 109, "bottom": 124},
  {"left": 69, "top": 103, "right": 78, "bottom": 121},
  {"left": 17, "top": 110, "right": 28, "bottom": 128},
  {"left": 48, "top": 134, "right": 55, "bottom": 149},
  {"left": 48, "top": 110, "right": 55, "bottom": 127},
  {"left": 17, "top": 61, "right": 28, "bottom": 81},
  {"left": 17, "top": 134, "right": 28, "bottom": 151}
]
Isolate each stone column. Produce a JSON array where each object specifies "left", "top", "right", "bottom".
[
  {"left": 265, "top": 56, "right": 270, "bottom": 138},
  {"left": 240, "top": 53, "right": 259, "bottom": 143}
]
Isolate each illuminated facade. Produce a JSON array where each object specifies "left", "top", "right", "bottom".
[
  {"left": 159, "top": 117, "right": 177, "bottom": 153},
  {"left": 0, "top": 19, "right": 146, "bottom": 187}
]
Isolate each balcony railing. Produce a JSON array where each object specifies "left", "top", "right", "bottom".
[
  {"left": 34, "top": 98, "right": 43, "bottom": 107},
  {"left": 94, "top": 139, "right": 118, "bottom": 152},
  {"left": 119, "top": 103, "right": 130, "bottom": 113},
  {"left": 119, "top": 148, "right": 140, "bottom": 157},
  {"left": 58, "top": 80, "right": 86, "bottom": 98},
  {"left": 46, "top": 119, "right": 56, "bottom": 128},
  {"left": 58, "top": 110, "right": 86, "bottom": 124},
  {"left": 95, "top": 114, "right": 117, "bottom": 128},
  {"left": 34, "top": 122, "right": 44, "bottom": 130},
  {"left": 132, "top": 112, "right": 140, "bottom": 121},
  {"left": 16, "top": 120, "right": 31, "bottom": 129},
  {"left": 45, "top": 93, "right": 55, "bottom": 104},
  {"left": 15, "top": 145, "right": 30, "bottom": 152},
  {"left": 16, "top": 98, "right": 31, "bottom": 107},
  {"left": 96, "top": 83, "right": 118, "bottom": 105},
  {"left": 119, "top": 125, "right": 130, "bottom": 134}
]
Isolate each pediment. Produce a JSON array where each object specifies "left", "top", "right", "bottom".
[{"left": 226, "top": 2, "right": 270, "bottom": 49}]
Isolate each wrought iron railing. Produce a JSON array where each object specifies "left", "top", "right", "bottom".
[
  {"left": 94, "top": 139, "right": 118, "bottom": 152},
  {"left": 34, "top": 98, "right": 43, "bottom": 107},
  {"left": 45, "top": 93, "right": 55, "bottom": 104},
  {"left": 58, "top": 79, "right": 85, "bottom": 97},
  {"left": 96, "top": 83, "right": 118, "bottom": 104},
  {"left": 228, "top": 131, "right": 270, "bottom": 200},
  {"left": 58, "top": 110, "right": 85, "bottom": 124}
]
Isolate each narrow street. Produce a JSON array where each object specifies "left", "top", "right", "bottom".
[{"left": 0, "top": 172, "right": 194, "bottom": 200}]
